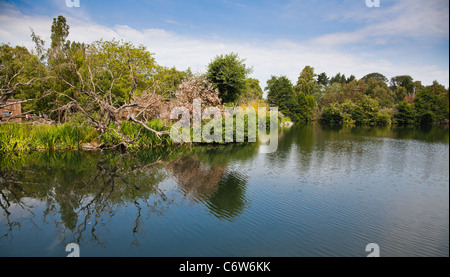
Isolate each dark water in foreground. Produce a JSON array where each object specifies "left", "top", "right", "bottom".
[{"left": 0, "top": 125, "right": 448, "bottom": 257}]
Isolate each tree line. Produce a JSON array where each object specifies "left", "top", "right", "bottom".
[
  {"left": 0, "top": 15, "right": 448, "bottom": 150},
  {"left": 266, "top": 67, "right": 449, "bottom": 125}
]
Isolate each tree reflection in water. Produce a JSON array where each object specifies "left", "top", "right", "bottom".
[{"left": 0, "top": 142, "right": 258, "bottom": 247}]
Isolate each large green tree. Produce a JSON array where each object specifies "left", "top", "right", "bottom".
[
  {"left": 390, "top": 75, "right": 414, "bottom": 96},
  {"left": 317, "top": 72, "right": 329, "bottom": 87},
  {"left": 361, "top": 72, "right": 388, "bottom": 83},
  {"left": 294, "top": 65, "right": 317, "bottom": 95},
  {"left": 45, "top": 15, "right": 82, "bottom": 121},
  {"left": 266, "top": 75, "right": 296, "bottom": 119},
  {"left": 0, "top": 44, "right": 47, "bottom": 116},
  {"left": 206, "top": 53, "right": 252, "bottom": 103},
  {"left": 294, "top": 92, "right": 316, "bottom": 123},
  {"left": 266, "top": 75, "right": 316, "bottom": 123},
  {"left": 364, "top": 78, "right": 394, "bottom": 108},
  {"left": 414, "top": 81, "right": 449, "bottom": 123},
  {"left": 50, "top": 15, "right": 70, "bottom": 49}
]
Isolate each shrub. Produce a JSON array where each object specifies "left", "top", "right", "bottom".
[
  {"left": 394, "top": 101, "right": 416, "bottom": 124},
  {"left": 375, "top": 110, "right": 391, "bottom": 125},
  {"left": 320, "top": 104, "right": 344, "bottom": 125}
]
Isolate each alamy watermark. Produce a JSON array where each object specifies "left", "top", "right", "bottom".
[
  {"left": 365, "top": 0, "right": 380, "bottom": 8},
  {"left": 366, "top": 243, "right": 380, "bottom": 257},
  {"left": 65, "top": 243, "right": 80, "bottom": 257},
  {"left": 66, "top": 0, "right": 80, "bottom": 8},
  {"left": 169, "top": 98, "right": 279, "bottom": 154}
]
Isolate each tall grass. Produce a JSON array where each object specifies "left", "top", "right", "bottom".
[
  {"left": 0, "top": 123, "right": 98, "bottom": 152},
  {"left": 0, "top": 124, "right": 35, "bottom": 152},
  {"left": 35, "top": 125, "right": 59, "bottom": 150}
]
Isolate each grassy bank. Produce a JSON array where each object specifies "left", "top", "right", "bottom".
[
  {"left": 0, "top": 111, "right": 278, "bottom": 152},
  {"left": 0, "top": 119, "right": 171, "bottom": 152}
]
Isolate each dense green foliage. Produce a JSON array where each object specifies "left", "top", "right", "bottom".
[
  {"left": 266, "top": 75, "right": 295, "bottom": 118},
  {"left": 265, "top": 74, "right": 316, "bottom": 123},
  {"left": 237, "top": 78, "right": 264, "bottom": 104},
  {"left": 206, "top": 52, "right": 252, "bottom": 103},
  {"left": 265, "top": 66, "right": 448, "bottom": 126}
]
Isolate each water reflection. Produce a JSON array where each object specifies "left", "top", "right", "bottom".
[
  {"left": 272, "top": 124, "right": 449, "bottom": 175},
  {"left": 0, "top": 124, "right": 448, "bottom": 256},
  {"left": 0, "top": 143, "right": 258, "bottom": 247},
  {"left": 168, "top": 143, "right": 258, "bottom": 220},
  {"left": 1, "top": 150, "right": 165, "bottom": 246}
]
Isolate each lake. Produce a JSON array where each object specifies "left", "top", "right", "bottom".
[{"left": 0, "top": 124, "right": 448, "bottom": 257}]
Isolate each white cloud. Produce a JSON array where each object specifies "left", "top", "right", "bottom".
[
  {"left": 315, "top": 0, "right": 449, "bottom": 47},
  {"left": 0, "top": 2, "right": 448, "bottom": 88},
  {"left": 165, "top": 19, "right": 179, "bottom": 25},
  {"left": 0, "top": 4, "right": 51, "bottom": 49}
]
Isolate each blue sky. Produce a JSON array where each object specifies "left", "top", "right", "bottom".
[{"left": 0, "top": 0, "right": 449, "bottom": 88}]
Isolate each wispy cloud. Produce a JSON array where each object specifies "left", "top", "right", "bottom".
[
  {"left": 165, "top": 19, "right": 180, "bottom": 25},
  {"left": 311, "top": 0, "right": 449, "bottom": 47}
]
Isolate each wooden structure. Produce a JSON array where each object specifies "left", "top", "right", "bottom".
[{"left": 0, "top": 100, "right": 22, "bottom": 122}]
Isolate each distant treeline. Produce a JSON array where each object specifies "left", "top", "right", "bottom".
[{"left": 266, "top": 68, "right": 449, "bottom": 126}]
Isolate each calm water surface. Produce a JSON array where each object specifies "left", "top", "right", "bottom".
[{"left": 0, "top": 125, "right": 448, "bottom": 257}]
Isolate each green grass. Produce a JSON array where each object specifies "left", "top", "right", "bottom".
[
  {"left": 0, "top": 123, "right": 97, "bottom": 152},
  {"left": 0, "top": 124, "right": 35, "bottom": 152}
]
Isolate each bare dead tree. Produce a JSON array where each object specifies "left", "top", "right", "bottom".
[{"left": 51, "top": 54, "right": 171, "bottom": 149}]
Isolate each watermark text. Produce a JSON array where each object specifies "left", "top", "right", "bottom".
[
  {"left": 170, "top": 98, "right": 278, "bottom": 153},
  {"left": 66, "top": 0, "right": 80, "bottom": 8},
  {"left": 366, "top": 0, "right": 380, "bottom": 8}
]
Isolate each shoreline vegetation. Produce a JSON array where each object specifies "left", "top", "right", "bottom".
[
  {"left": 1, "top": 120, "right": 448, "bottom": 153},
  {"left": 0, "top": 109, "right": 278, "bottom": 152},
  {"left": 1, "top": 15, "right": 449, "bottom": 153}
]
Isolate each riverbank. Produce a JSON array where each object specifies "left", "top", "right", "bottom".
[
  {"left": 0, "top": 120, "right": 171, "bottom": 152},
  {"left": 0, "top": 111, "right": 276, "bottom": 152},
  {"left": 1, "top": 117, "right": 447, "bottom": 152}
]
